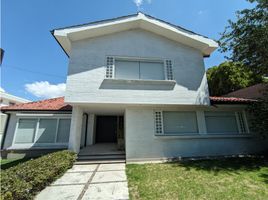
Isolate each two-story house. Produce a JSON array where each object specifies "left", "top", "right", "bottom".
[{"left": 2, "top": 13, "right": 267, "bottom": 162}]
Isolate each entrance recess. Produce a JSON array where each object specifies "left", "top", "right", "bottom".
[{"left": 96, "top": 116, "right": 117, "bottom": 143}]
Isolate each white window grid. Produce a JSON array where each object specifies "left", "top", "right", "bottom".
[
  {"left": 165, "top": 60, "right": 174, "bottom": 80},
  {"left": 106, "top": 57, "right": 114, "bottom": 78},
  {"left": 155, "top": 111, "right": 163, "bottom": 134}
]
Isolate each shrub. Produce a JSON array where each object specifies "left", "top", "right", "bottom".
[{"left": 1, "top": 150, "right": 76, "bottom": 200}]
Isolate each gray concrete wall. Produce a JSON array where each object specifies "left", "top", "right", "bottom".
[
  {"left": 65, "top": 29, "right": 209, "bottom": 105},
  {"left": 125, "top": 107, "right": 268, "bottom": 162}
]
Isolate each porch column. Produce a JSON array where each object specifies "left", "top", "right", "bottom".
[{"left": 68, "top": 106, "right": 83, "bottom": 153}]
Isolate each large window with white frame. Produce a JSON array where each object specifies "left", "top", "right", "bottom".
[
  {"left": 14, "top": 117, "right": 71, "bottom": 145},
  {"left": 158, "top": 111, "right": 198, "bottom": 134},
  {"left": 205, "top": 111, "right": 248, "bottom": 134},
  {"left": 106, "top": 57, "right": 174, "bottom": 80}
]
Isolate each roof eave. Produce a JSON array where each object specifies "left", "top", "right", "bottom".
[{"left": 52, "top": 13, "right": 218, "bottom": 57}]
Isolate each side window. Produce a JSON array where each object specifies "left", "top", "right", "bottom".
[
  {"left": 163, "top": 111, "right": 198, "bottom": 134},
  {"left": 205, "top": 112, "right": 242, "bottom": 134},
  {"left": 15, "top": 119, "right": 37, "bottom": 143}
]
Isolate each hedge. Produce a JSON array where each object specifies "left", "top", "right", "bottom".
[{"left": 1, "top": 150, "right": 77, "bottom": 200}]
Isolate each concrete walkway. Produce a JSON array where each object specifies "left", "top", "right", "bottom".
[{"left": 35, "top": 163, "right": 129, "bottom": 200}]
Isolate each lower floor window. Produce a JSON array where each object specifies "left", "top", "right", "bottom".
[
  {"left": 155, "top": 110, "right": 248, "bottom": 135},
  {"left": 205, "top": 111, "right": 246, "bottom": 134},
  {"left": 14, "top": 117, "right": 71, "bottom": 144},
  {"left": 163, "top": 111, "right": 198, "bottom": 134}
]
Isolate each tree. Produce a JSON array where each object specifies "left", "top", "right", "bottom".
[
  {"left": 206, "top": 62, "right": 262, "bottom": 96},
  {"left": 219, "top": 0, "right": 268, "bottom": 76}
]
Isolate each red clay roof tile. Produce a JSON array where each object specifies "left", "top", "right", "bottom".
[{"left": 1, "top": 97, "right": 72, "bottom": 111}]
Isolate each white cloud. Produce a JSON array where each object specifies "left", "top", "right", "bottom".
[
  {"left": 25, "top": 81, "right": 66, "bottom": 99},
  {"left": 133, "top": 0, "right": 152, "bottom": 8}
]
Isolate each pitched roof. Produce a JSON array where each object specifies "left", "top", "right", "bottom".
[
  {"left": 209, "top": 96, "right": 257, "bottom": 104},
  {"left": 225, "top": 83, "right": 268, "bottom": 100},
  {"left": 52, "top": 12, "right": 218, "bottom": 57},
  {"left": 1, "top": 97, "right": 72, "bottom": 112}
]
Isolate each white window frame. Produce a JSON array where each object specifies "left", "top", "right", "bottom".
[
  {"left": 155, "top": 110, "right": 199, "bottom": 135},
  {"left": 12, "top": 115, "right": 71, "bottom": 147},
  {"left": 106, "top": 56, "right": 173, "bottom": 81},
  {"left": 155, "top": 110, "right": 250, "bottom": 137},
  {"left": 204, "top": 111, "right": 249, "bottom": 135}
]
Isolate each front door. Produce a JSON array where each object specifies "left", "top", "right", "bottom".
[{"left": 96, "top": 116, "right": 117, "bottom": 143}]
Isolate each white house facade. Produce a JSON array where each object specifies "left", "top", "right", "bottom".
[{"left": 1, "top": 13, "right": 267, "bottom": 162}]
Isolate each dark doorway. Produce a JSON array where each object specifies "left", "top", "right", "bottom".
[{"left": 96, "top": 116, "right": 117, "bottom": 143}]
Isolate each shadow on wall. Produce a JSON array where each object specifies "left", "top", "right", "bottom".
[
  {"left": 99, "top": 79, "right": 176, "bottom": 90},
  {"left": 195, "top": 73, "right": 210, "bottom": 105}
]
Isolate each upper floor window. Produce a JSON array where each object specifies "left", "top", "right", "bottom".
[
  {"left": 106, "top": 57, "right": 174, "bottom": 80},
  {"left": 115, "top": 59, "right": 165, "bottom": 80}
]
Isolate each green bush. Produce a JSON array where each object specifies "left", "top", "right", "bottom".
[{"left": 1, "top": 150, "right": 76, "bottom": 200}]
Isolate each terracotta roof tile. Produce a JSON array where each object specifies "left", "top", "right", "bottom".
[
  {"left": 1, "top": 97, "right": 72, "bottom": 111},
  {"left": 209, "top": 96, "right": 257, "bottom": 104}
]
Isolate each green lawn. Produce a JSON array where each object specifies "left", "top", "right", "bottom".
[{"left": 126, "top": 157, "right": 268, "bottom": 200}]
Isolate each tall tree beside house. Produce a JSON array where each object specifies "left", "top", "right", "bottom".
[
  {"left": 219, "top": 0, "right": 268, "bottom": 76},
  {"left": 219, "top": 0, "right": 268, "bottom": 136},
  {"left": 206, "top": 62, "right": 261, "bottom": 96}
]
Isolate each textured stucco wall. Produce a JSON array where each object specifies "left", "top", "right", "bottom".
[
  {"left": 125, "top": 107, "right": 268, "bottom": 162},
  {"left": 65, "top": 29, "right": 209, "bottom": 105}
]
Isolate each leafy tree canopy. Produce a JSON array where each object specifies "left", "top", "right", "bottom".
[
  {"left": 219, "top": 0, "right": 268, "bottom": 76},
  {"left": 207, "top": 62, "right": 262, "bottom": 96}
]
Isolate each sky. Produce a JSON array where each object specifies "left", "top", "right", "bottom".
[{"left": 1, "top": 0, "right": 254, "bottom": 101}]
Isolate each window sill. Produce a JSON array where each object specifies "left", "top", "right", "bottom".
[
  {"left": 154, "top": 134, "right": 254, "bottom": 139},
  {"left": 7, "top": 143, "right": 68, "bottom": 150},
  {"left": 101, "top": 78, "right": 176, "bottom": 90}
]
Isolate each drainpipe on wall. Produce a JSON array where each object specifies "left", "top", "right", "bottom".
[{"left": 83, "top": 113, "right": 88, "bottom": 147}]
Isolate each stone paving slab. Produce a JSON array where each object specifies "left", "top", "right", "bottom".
[
  {"left": 35, "top": 185, "right": 84, "bottom": 200},
  {"left": 82, "top": 182, "right": 129, "bottom": 200},
  {"left": 52, "top": 172, "right": 93, "bottom": 185},
  {"left": 35, "top": 163, "right": 129, "bottom": 200},
  {"left": 98, "top": 163, "right": 125, "bottom": 171},
  {"left": 91, "top": 171, "right": 127, "bottom": 183},
  {"left": 67, "top": 164, "right": 98, "bottom": 172}
]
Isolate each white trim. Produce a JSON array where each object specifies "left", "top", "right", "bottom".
[
  {"left": 112, "top": 56, "right": 166, "bottom": 81},
  {"left": 154, "top": 134, "right": 255, "bottom": 139},
  {"left": 161, "top": 111, "right": 199, "bottom": 135},
  {"left": 242, "top": 110, "right": 250, "bottom": 133},
  {"left": 53, "top": 13, "right": 218, "bottom": 56},
  {"left": 16, "top": 113, "right": 71, "bottom": 117},
  {"left": 235, "top": 112, "right": 242, "bottom": 134}
]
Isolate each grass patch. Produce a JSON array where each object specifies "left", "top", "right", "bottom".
[
  {"left": 1, "top": 150, "right": 76, "bottom": 200},
  {"left": 126, "top": 157, "right": 268, "bottom": 200},
  {"left": 1, "top": 158, "right": 29, "bottom": 170}
]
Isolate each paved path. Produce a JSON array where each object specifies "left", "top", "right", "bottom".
[{"left": 35, "top": 163, "right": 129, "bottom": 200}]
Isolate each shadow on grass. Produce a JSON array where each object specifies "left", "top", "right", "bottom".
[
  {"left": 169, "top": 156, "right": 268, "bottom": 183},
  {"left": 1, "top": 158, "right": 30, "bottom": 170}
]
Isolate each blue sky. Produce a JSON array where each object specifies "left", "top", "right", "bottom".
[{"left": 1, "top": 0, "right": 253, "bottom": 101}]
